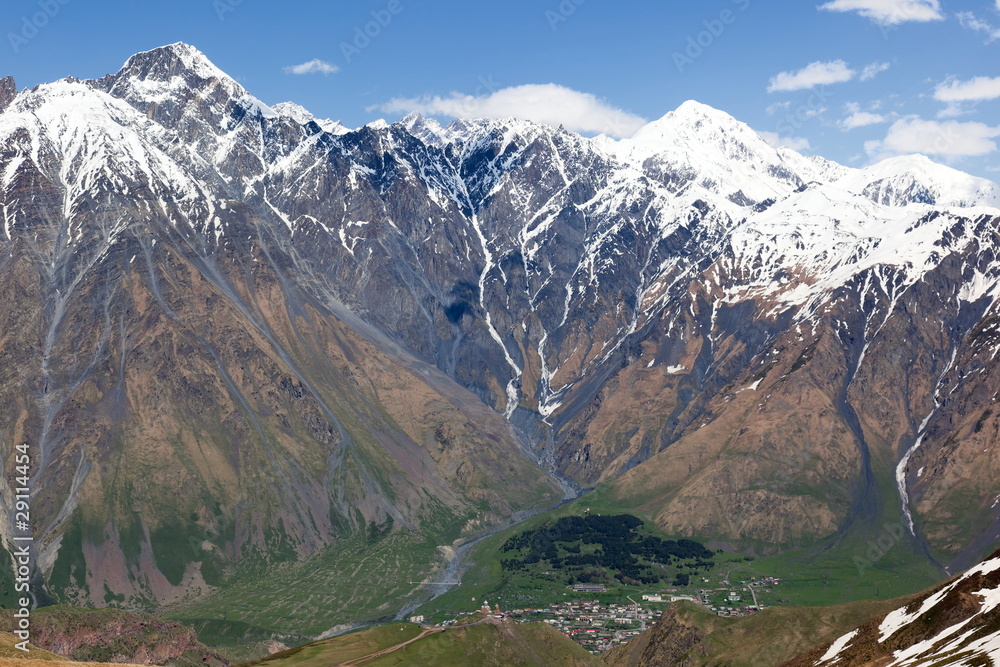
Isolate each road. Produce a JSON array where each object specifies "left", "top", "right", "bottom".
[
  {"left": 747, "top": 584, "right": 759, "bottom": 609},
  {"left": 626, "top": 595, "right": 646, "bottom": 631}
]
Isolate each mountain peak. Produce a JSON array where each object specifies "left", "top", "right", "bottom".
[
  {"left": 272, "top": 101, "right": 313, "bottom": 124},
  {"left": 868, "top": 153, "right": 982, "bottom": 181},
  {"left": 400, "top": 112, "right": 451, "bottom": 146},
  {"left": 615, "top": 99, "right": 807, "bottom": 203},
  {"left": 626, "top": 100, "right": 767, "bottom": 156},
  {"left": 672, "top": 99, "right": 730, "bottom": 119},
  {"left": 656, "top": 99, "right": 745, "bottom": 130},
  {"left": 96, "top": 42, "right": 279, "bottom": 132},
  {"left": 843, "top": 153, "right": 1000, "bottom": 208},
  {"left": 115, "top": 42, "right": 233, "bottom": 87}
]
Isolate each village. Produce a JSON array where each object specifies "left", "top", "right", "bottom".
[{"left": 416, "top": 574, "right": 785, "bottom": 654}]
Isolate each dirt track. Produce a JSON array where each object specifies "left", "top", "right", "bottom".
[{"left": 338, "top": 616, "right": 500, "bottom": 665}]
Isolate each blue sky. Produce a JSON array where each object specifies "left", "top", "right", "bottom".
[{"left": 2, "top": 0, "right": 999, "bottom": 178}]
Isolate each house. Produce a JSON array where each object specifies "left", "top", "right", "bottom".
[{"left": 572, "top": 583, "right": 606, "bottom": 593}]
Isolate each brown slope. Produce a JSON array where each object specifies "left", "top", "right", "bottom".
[
  {"left": 574, "top": 296, "right": 864, "bottom": 550},
  {"left": 0, "top": 149, "right": 559, "bottom": 611}
]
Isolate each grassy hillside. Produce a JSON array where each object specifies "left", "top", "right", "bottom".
[
  {"left": 0, "top": 632, "right": 65, "bottom": 663},
  {"left": 167, "top": 528, "right": 449, "bottom": 641},
  {"left": 363, "top": 620, "right": 602, "bottom": 666},
  {"left": 250, "top": 619, "right": 602, "bottom": 667},
  {"left": 248, "top": 623, "right": 422, "bottom": 666}
]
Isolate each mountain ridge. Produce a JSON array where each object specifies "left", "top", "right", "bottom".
[
  {"left": 1, "top": 42, "right": 999, "bottom": 628},
  {"left": 784, "top": 547, "right": 1000, "bottom": 666}
]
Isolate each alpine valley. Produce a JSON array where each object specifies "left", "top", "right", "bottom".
[{"left": 2, "top": 42, "right": 1000, "bottom": 661}]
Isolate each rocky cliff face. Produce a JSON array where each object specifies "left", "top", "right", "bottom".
[
  {"left": 1, "top": 42, "right": 999, "bottom": 614},
  {"left": 0, "top": 44, "right": 561, "bottom": 611}
]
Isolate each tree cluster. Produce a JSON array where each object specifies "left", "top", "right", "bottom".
[{"left": 499, "top": 514, "right": 714, "bottom": 586}]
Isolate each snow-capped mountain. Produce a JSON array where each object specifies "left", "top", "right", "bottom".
[
  {"left": 838, "top": 153, "right": 1000, "bottom": 209},
  {"left": 1, "top": 42, "right": 999, "bottom": 618}
]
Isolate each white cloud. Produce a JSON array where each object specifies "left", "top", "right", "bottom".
[
  {"left": 936, "top": 103, "right": 970, "bottom": 119},
  {"left": 860, "top": 62, "right": 891, "bottom": 81},
  {"left": 370, "top": 83, "right": 647, "bottom": 138},
  {"left": 866, "top": 117, "right": 1000, "bottom": 159},
  {"left": 957, "top": 12, "right": 1000, "bottom": 42},
  {"left": 841, "top": 111, "right": 887, "bottom": 130},
  {"left": 818, "top": 0, "right": 943, "bottom": 25},
  {"left": 767, "top": 60, "right": 855, "bottom": 93},
  {"left": 934, "top": 76, "right": 1000, "bottom": 102},
  {"left": 766, "top": 101, "right": 791, "bottom": 115},
  {"left": 757, "top": 130, "right": 811, "bottom": 152},
  {"left": 283, "top": 59, "right": 340, "bottom": 75}
]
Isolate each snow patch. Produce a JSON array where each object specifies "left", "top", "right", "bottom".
[
  {"left": 896, "top": 346, "right": 957, "bottom": 535},
  {"left": 816, "top": 629, "right": 858, "bottom": 665}
]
